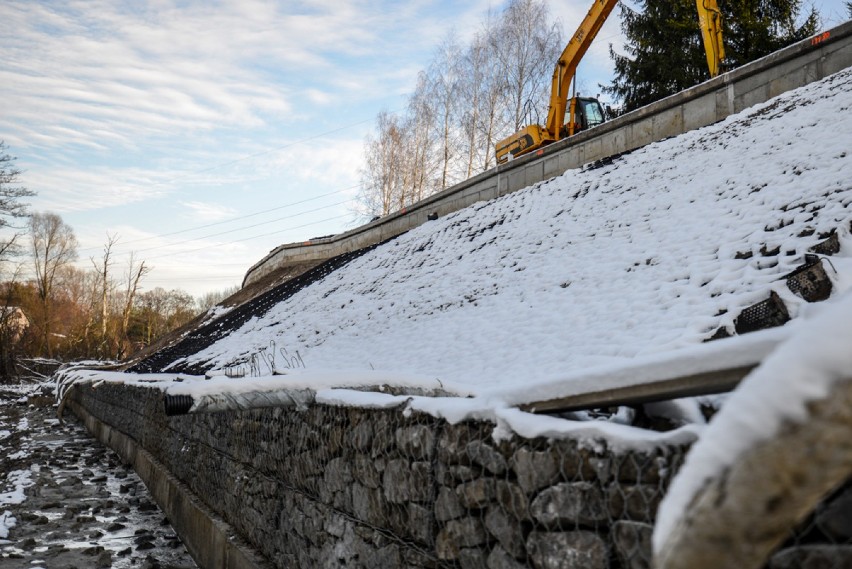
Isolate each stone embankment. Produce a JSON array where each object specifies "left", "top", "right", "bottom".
[{"left": 68, "top": 382, "right": 851, "bottom": 569}]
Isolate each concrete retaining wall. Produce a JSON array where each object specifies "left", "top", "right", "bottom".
[{"left": 244, "top": 20, "right": 852, "bottom": 287}]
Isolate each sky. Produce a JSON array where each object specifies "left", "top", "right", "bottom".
[{"left": 1, "top": 0, "right": 849, "bottom": 298}]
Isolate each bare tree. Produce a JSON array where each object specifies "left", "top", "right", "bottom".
[
  {"left": 355, "top": 0, "right": 562, "bottom": 214},
  {"left": 358, "top": 110, "right": 411, "bottom": 217},
  {"left": 405, "top": 72, "right": 439, "bottom": 202},
  {"left": 30, "top": 212, "right": 77, "bottom": 356},
  {"left": 90, "top": 233, "right": 118, "bottom": 350},
  {"left": 492, "top": 0, "right": 563, "bottom": 131},
  {"left": 427, "top": 33, "right": 465, "bottom": 189},
  {"left": 196, "top": 285, "right": 240, "bottom": 313},
  {"left": 0, "top": 142, "right": 35, "bottom": 242},
  {"left": 461, "top": 15, "right": 508, "bottom": 174},
  {"left": 120, "top": 252, "right": 150, "bottom": 356}
]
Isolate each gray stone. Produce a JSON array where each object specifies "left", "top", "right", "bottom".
[
  {"left": 383, "top": 459, "right": 411, "bottom": 503},
  {"left": 352, "top": 483, "right": 384, "bottom": 526},
  {"left": 352, "top": 454, "right": 382, "bottom": 489},
  {"left": 530, "top": 482, "right": 607, "bottom": 527},
  {"left": 436, "top": 486, "right": 465, "bottom": 522},
  {"left": 457, "top": 478, "right": 496, "bottom": 509},
  {"left": 467, "top": 441, "right": 508, "bottom": 475},
  {"left": 511, "top": 448, "right": 559, "bottom": 493},
  {"left": 438, "top": 423, "right": 478, "bottom": 465},
  {"left": 459, "top": 547, "right": 489, "bottom": 569},
  {"left": 322, "top": 456, "right": 352, "bottom": 494},
  {"left": 347, "top": 420, "right": 373, "bottom": 451},
  {"left": 612, "top": 520, "right": 653, "bottom": 569},
  {"left": 410, "top": 461, "right": 434, "bottom": 502},
  {"left": 485, "top": 506, "right": 525, "bottom": 558},
  {"left": 408, "top": 502, "right": 434, "bottom": 545},
  {"left": 552, "top": 440, "right": 602, "bottom": 481},
  {"left": 437, "top": 463, "right": 480, "bottom": 485},
  {"left": 496, "top": 480, "right": 531, "bottom": 521},
  {"left": 396, "top": 425, "right": 435, "bottom": 460},
  {"left": 607, "top": 483, "right": 662, "bottom": 522},
  {"left": 526, "top": 531, "right": 608, "bottom": 569},
  {"left": 436, "top": 518, "right": 489, "bottom": 560},
  {"left": 614, "top": 450, "right": 681, "bottom": 484},
  {"left": 768, "top": 545, "right": 852, "bottom": 569},
  {"left": 816, "top": 486, "right": 852, "bottom": 540},
  {"left": 488, "top": 545, "right": 528, "bottom": 569}
]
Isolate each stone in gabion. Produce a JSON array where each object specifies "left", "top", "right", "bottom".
[
  {"left": 352, "top": 454, "right": 383, "bottom": 489},
  {"left": 526, "top": 530, "right": 608, "bottom": 569},
  {"left": 438, "top": 423, "right": 478, "bottom": 465},
  {"left": 457, "top": 478, "right": 496, "bottom": 509},
  {"left": 459, "top": 547, "right": 489, "bottom": 569},
  {"left": 815, "top": 486, "right": 852, "bottom": 541},
  {"left": 768, "top": 545, "right": 852, "bottom": 569},
  {"left": 485, "top": 506, "right": 525, "bottom": 558},
  {"left": 607, "top": 483, "right": 662, "bottom": 522},
  {"left": 495, "top": 480, "right": 531, "bottom": 521},
  {"left": 487, "top": 545, "right": 528, "bottom": 569},
  {"left": 437, "top": 463, "right": 479, "bottom": 486},
  {"left": 322, "top": 457, "right": 353, "bottom": 494},
  {"left": 408, "top": 502, "right": 434, "bottom": 545},
  {"left": 377, "top": 458, "right": 433, "bottom": 505},
  {"left": 351, "top": 483, "right": 384, "bottom": 527},
  {"left": 511, "top": 448, "right": 559, "bottom": 493},
  {"left": 346, "top": 420, "right": 373, "bottom": 451},
  {"left": 436, "top": 518, "right": 489, "bottom": 560},
  {"left": 467, "top": 441, "right": 508, "bottom": 475},
  {"left": 436, "top": 486, "right": 465, "bottom": 522},
  {"left": 530, "top": 482, "right": 607, "bottom": 527},
  {"left": 396, "top": 425, "right": 435, "bottom": 461},
  {"left": 612, "top": 520, "right": 653, "bottom": 569}
]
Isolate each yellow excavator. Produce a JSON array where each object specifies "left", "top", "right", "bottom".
[{"left": 495, "top": 0, "right": 725, "bottom": 164}]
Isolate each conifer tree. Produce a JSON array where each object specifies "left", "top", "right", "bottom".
[{"left": 605, "top": 0, "right": 818, "bottom": 112}]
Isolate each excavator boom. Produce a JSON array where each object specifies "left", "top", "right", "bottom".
[
  {"left": 544, "top": 0, "right": 618, "bottom": 139},
  {"left": 495, "top": 0, "right": 617, "bottom": 164},
  {"left": 696, "top": 0, "right": 726, "bottom": 77}
]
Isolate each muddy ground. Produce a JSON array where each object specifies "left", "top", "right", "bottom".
[{"left": 0, "top": 380, "right": 197, "bottom": 569}]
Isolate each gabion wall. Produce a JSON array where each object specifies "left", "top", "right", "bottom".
[{"left": 70, "top": 383, "right": 850, "bottom": 569}]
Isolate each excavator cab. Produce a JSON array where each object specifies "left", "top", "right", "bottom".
[
  {"left": 576, "top": 97, "right": 606, "bottom": 130},
  {"left": 560, "top": 96, "right": 606, "bottom": 138}
]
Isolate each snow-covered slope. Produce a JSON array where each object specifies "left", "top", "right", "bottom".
[{"left": 168, "top": 68, "right": 852, "bottom": 398}]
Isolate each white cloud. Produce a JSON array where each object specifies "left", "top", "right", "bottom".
[{"left": 180, "top": 201, "right": 238, "bottom": 222}]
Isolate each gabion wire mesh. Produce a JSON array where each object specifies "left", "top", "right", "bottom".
[{"left": 72, "top": 383, "right": 851, "bottom": 569}]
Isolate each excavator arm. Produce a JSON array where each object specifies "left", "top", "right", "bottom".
[
  {"left": 495, "top": 0, "right": 617, "bottom": 163},
  {"left": 495, "top": 0, "right": 725, "bottom": 164},
  {"left": 696, "top": 0, "right": 726, "bottom": 77},
  {"left": 545, "top": 0, "right": 619, "bottom": 139}
]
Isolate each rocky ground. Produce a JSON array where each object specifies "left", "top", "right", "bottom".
[{"left": 0, "top": 379, "right": 197, "bottom": 569}]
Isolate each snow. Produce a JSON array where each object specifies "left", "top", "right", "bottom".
[
  {"left": 653, "top": 290, "right": 852, "bottom": 552},
  {"left": 57, "top": 68, "right": 852, "bottom": 446},
  {"left": 0, "top": 468, "right": 34, "bottom": 539},
  {"left": 164, "top": 68, "right": 852, "bottom": 390}
]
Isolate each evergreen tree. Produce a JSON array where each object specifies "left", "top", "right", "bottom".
[{"left": 605, "top": 0, "right": 819, "bottom": 112}]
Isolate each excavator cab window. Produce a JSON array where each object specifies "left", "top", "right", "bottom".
[{"left": 577, "top": 98, "right": 606, "bottom": 131}]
